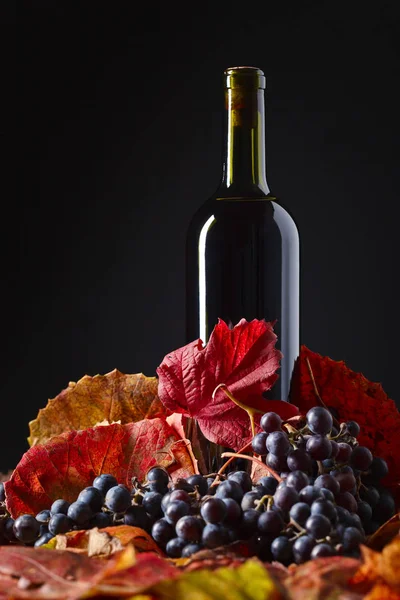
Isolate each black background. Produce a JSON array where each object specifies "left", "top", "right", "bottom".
[{"left": 4, "top": 1, "right": 400, "bottom": 472}]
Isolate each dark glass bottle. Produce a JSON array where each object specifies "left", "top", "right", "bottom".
[{"left": 185, "top": 66, "right": 300, "bottom": 401}]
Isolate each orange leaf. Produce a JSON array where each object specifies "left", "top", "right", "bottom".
[
  {"left": 289, "top": 346, "right": 400, "bottom": 495},
  {"left": 5, "top": 419, "right": 197, "bottom": 518},
  {"left": 28, "top": 369, "right": 169, "bottom": 446}
]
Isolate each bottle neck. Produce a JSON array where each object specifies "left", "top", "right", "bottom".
[{"left": 218, "top": 87, "right": 270, "bottom": 198}]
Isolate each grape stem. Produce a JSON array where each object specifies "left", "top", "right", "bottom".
[
  {"left": 289, "top": 517, "right": 306, "bottom": 535},
  {"left": 210, "top": 441, "right": 252, "bottom": 487},
  {"left": 305, "top": 357, "right": 341, "bottom": 429},
  {"left": 212, "top": 383, "right": 263, "bottom": 438},
  {"left": 221, "top": 452, "right": 282, "bottom": 482}
]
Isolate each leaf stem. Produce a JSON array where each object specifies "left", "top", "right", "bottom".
[
  {"left": 305, "top": 357, "right": 341, "bottom": 429},
  {"left": 213, "top": 383, "right": 263, "bottom": 438},
  {"left": 221, "top": 452, "right": 282, "bottom": 482}
]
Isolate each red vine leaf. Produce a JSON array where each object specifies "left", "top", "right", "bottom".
[
  {"left": 289, "top": 345, "right": 400, "bottom": 495},
  {"left": 5, "top": 419, "right": 197, "bottom": 518},
  {"left": 157, "top": 318, "right": 298, "bottom": 450}
]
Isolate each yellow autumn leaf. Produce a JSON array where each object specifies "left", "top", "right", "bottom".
[
  {"left": 152, "top": 558, "right": 284, "bottom": 600},
  {"left": 28, "top": 369, "right": 168, "bottom": 446}
]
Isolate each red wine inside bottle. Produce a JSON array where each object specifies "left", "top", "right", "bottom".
[{"left": 185, "top": 66, "right": 300, "bottom": 401}]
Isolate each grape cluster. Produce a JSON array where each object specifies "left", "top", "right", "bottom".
[{"left": 0, "top": 406, "right": 395, "bottom": 564}]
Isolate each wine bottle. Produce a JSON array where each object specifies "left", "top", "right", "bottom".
[{"left": 185, "top": 66, "right": 300, "bottom": 401}]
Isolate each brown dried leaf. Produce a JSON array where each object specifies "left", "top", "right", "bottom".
[
  {"left": 367, "top": 513, "right": 400, "bottom": 552},
  {"left": 28, "top": 369, "right": 169, "bottom": 446},
  {"left": 51, "top": 525, "right": 165, "bottom": 557}
]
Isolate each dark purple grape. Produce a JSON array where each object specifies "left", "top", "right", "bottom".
[
  {"left": 306, "top": 436, "right": 332, "bottom": 461},
  {"left": 336, "top": 506, "right": 352, "bottom": 524},
  {"left": 293, "top": 534, "right": 315, "bottom": 563},
  {"left": 369, "top": 457, "right": 389, "bottom": 480},
  {"left": 4, "top": 518, "right": 17, "bottom": 542},
  {"left": 356, "top": 500, "right": 372, "bottom": 523},
  {"left": 165, "top": 500, "right": 190, "bottom": 525},
  {"left": 266, "top": 453, "right": 288, "bottom": 472},
  {"left": 336, "top": 443, "right": 352, "bottom": 463},
  {"left": 202, "top": 523, "right": 230, "bottom": 548},
  {"left": 345, "top": 421, "right": 360, "bottom": 437},
  {"left": 146, "top": 467, "right": 169, "bottom": 488},
  {"left": 169, "top": 489, "right": 191, "bottom": 505},
  {"left": 336, "top": 492, "right": 357, "bottom": 513},
  {"left": 186, "top": 475, "right": 208, "bottom": 496},
  {"left": 215, "top": 480, "right": 244, "bottom": 503},
  {"left": 241, "top": 489, "right": 264, "bottom": 511},
  {"left": 0, "top": 482, "right": 5, "bottom": 502},
  {"left": 306, "top": 407, "right": 333, "bottom": 435},
  {"left": 222, "top": 498, "right": 242, "bottom": 524},
  {"left": 151, "top": 518, "right": 175, "bottom": 546},
  {"left": 311, "top": 542, "right": 336, "bottom": 558},
  {"left": 258, "top": 510, "right": 284, "bottom": 535},
  {"left": 271, "top": 536, "right": 293, "bottom": 563},
  {"left": 305, "top": 514, "right": 332, "bottom": 538},
  {"left": 311, "top": 499, "right": 337, "bottom": 523},
  {"left": 77, "top": 486, "right": 104, "bottom": 512},
  {"left": 330, "top": 440, "right": 339, "bottom": 459},
  {"left": 286, "top": 470, "right": 309, "bottom": 492},
  {"left": 289, "top": 502, "right": 311, "bottom": 526},
  {"left": 359, "top": 485, "right": 380, "bottom": 508},
  {"left": 35, "top": 510, "right": 51, "bottom": 523},
  {"left": 166, "top": 536, "right": 187, "bottom": 558},
  {"left": 142, "top": 491, "right": 163, "bottom": 519},
  {"left": 287, "top": 448, "right": 312, "bottom": 473},
  {"left": 200, "top": 497, "right": 227, "bottom": 523},
  {"left": 342, "top": 526, "right": 364, "bottom": 551},
  {"left": 227, "top": 471, "right": 253, "bottom": 493},
  {"left": 274, "top": 484, "right": 299, "bottom": 511},
  {"left": 319, "top": 488, "right": 335, "bottom": 502},
  {"left": 124, "top": 505, "right": 152, "bottom": 530},
  {"left": 335, "top": 471, "right": 357, "bottom": 493},
  {"left": 181, "top": 542, "right": 203, "bottom": 557},
  {"left": 373, "top": 490, "right": 395, "bottom": 524},
  {"left": 89, "top": 512, "right": 112, "bottom": 528},
  {"left": 238, "top": 509, "right": 259, "bottom": 538},
  {"left": 350, "top": 447, "right": 373, "bottom": 471},
  {"left": 50, "top": 499, "right": 70, "bottom": 516},
  {"left": 105, "top": 486, "right": 131, "bottom": 513},
  {"left": 299, "top": 485, "right": 322, "bottom": 505},
  {"left": 93, "top": 474, "right": 118, "bottom": 496},
  {"left": 252, "top": 432, "right": 268, "bottom": 456},
  {"left": 13, "top": 515, "right": 40, "bottom": 543},
  {"left": 266, "top": 431, "right": 291, "bottom": 456},
  {"left": 260, "top": 412, "right": 282, "bottom": 433},
  {"left": 48, "top": 514, "right": 72, "bottom": 535},
  {"left": 314, "top": 474, "right": 340, "bottom": 496},
  {"left": 67, "top": 501, "right": 92, "bottom": 525},
  {"left": 175, "top": 515, "right": 204, "bottom": 541},
  {"left": 257, "top": 476, "right": 279, "bottom": 496}
]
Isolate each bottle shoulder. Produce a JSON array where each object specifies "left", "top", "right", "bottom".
[{"left": 187, "top": 194, "right": 298, "bottom": 229}]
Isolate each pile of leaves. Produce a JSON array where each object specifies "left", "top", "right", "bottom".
[{"left": 1, "top": 318, "right": 400, "bottom": 599}]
